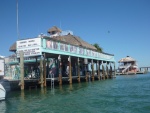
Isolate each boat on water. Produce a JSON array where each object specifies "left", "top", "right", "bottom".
[
  {"left": 0, "top": 83, "right": 6, "bottom": 100},
  {"left": 0, "top": 78, "right": 11, "bottom": 100},
  {"left": 118, "top": 56, "right": 139, "bottom": 74}
]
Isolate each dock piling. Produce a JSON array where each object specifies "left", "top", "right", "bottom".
[
  {"left": 69, "top": 56, "right": 72, "bottom": 84},
  {"left": 97, "top": 61, "right": 100, "bottom": 80},
  {"left": 77, "top": 58, "right": 80, "bottom": 82},
  {"left": 114, "top": 62, "right": 116, "bottom": 78},
  {"left": 20, "top": 51, "right": 24, "bottom": 90},
  {"left": 43, "top": 55, "right": 46, "bottom": 87},
  {"left": 40, "top": 58, "right": 44, "bottom": 88},
  {"left": 102, "top": 61, "right": 105, "bottom": 80},
  {"left": 58, "top": 55, "right": 62, "bottom": 85},
  {"left": 91, "top": 60, "right": 94, "bottom": 81}
]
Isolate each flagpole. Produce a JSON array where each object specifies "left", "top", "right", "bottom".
[{"left": 16, "top": 0, "right": 19, "bottom": 40}]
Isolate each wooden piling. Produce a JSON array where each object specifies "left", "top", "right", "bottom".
[
  {"left": 110, "top": 63, "right": 112, "bottom": 78},
  {"left": 40, "top": 58, "right": 43, "bottom": 88},
  {"left": 43, "top": 57, "right": 46, "bottom": 87},
  {"left": 58, "top": 55, "right": 62, "bottom": 85},
  {"left": 69, "top": 56, "right": 72, "bottom": 84},
  {"left": 102, "top": 62, "right": 105, "bottom": 80},
  {"left": 106, "top": 62, "right": 109, "bottom": 79},
  {"left": 20, "top": 51, "right": 24, "bottom": 90},
  {"left": 91, "top": 60, "right": 94, "bottom": 81},
  {"left": 77, "top": 58, "right": 80, "bottom": 82},
  {"left": 114, "top": 62, "right": 116, "bottom": 78},
  {"left": 97, "top": 61, "right": 100, "bottom": 80}
]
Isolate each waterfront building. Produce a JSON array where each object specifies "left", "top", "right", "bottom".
[{"left": 5, "top": 26, "right": 115, "bottom": 89}]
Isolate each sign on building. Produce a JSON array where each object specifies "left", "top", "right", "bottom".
[{"left": 16, "top": 38, "right": 42, "bottom": 57}]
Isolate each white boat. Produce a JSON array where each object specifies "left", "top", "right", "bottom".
[
  {"left": 0, "top": 83, "right": 6, "bottom": 100},
  {"left": 118, "top": 56, "right": 139, "bottom": 74}
]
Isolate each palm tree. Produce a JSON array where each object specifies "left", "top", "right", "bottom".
[{"left": 92, "top": 43, "right": 103, "bottom": 53}]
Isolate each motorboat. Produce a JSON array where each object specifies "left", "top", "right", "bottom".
[
  {"left": 0, "top": 79, "right": 11, "bottom": 100},
  {"left": 0, "top": 83, "right": 6, "bottom": 100},
  {"left": 118, "top": 56, "right": 139, "bottom": 74}
]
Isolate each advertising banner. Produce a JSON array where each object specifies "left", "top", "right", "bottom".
[{"left": 16, "top": 38, "right": 42, "bottom": 57}]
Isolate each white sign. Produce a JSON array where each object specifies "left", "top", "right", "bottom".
[
  {"left": 17, "top": 48, "right": 41, "bottom": 57},
  {"left": 17, "top": 38, "right": 41, "bottom": 49},
  {"left": 0, "top": 59, "right": 4, "bottom": 76},
  {"left": 17, "top": 38, "right": 42, "bottom": 57}
]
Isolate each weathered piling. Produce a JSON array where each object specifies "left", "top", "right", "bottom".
[
  {"left": 77, "top": 58, "right": 80, "bottom": 82},
  {"left": 110, "top": 63, "right": 112, "bottom": 78},
  {"left": 102, "top": 62, "right": 105, "bottom": 80},
  {"left": 43, "top": 55, "right": 47, "bottom": 87},
  {"left": 40, "top": 58, "right": 44, "bottom": 88},
  {"left": 114, "top": 62, "right": 116, "bottom": 77},
  {"left": 20, "top": 51, "right": 24, "bottom": 90},
  {"left": 97, "top": 61, "right": 100, "bottom": 80},
  {"left": 106, "top": 62, "right": 109, "bottom": 79},
  {"left": 69, "top": 56, "right": 72, "bottom": 84},
  {"left": 58, "top": 55, "right": 62, "bottom": 85},
  {"left": 91, "top": 60, "right": 94, "bottom": 81}
]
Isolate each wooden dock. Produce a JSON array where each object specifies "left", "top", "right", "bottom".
[{"left": 5, "top": 74, "right": 115, "bottom": 91}]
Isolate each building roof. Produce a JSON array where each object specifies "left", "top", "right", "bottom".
[
  {"left": 47, "top": 26, "right": 62, "bottom": 34},
  {"left": 9, "top": 25, "right": 98, "bottom": 51},
  {"left": 46, "top": 34, "right": 97, "bottom": 50},
  {"left": 9, "top": 34, "right": 97, "bottom": 51},
  {"left": 9, "top": 42, "right": 16, "bottom": 52},
  {"left": 118, "top": 56, "right": 136, "bottom": 63}
]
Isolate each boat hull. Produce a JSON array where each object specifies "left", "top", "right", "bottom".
[{"left": 0, "top": 84, "right": 6, "bottom": 101}]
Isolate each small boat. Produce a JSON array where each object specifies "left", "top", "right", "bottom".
[
  {"left": 118, "top": 56, "right": 139, "bottom": 74},
  {"left": 0, "top": 79, "right": 11, "bottom": 100},
  {"left": 0, "top": 83, "right": 6, "bottom": 100}
]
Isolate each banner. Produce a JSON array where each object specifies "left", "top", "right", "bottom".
[{"left": 16, "top": 38, "right": 41, "bottom": 57}]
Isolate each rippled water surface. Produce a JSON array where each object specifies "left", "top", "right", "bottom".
[{"left": 0, "top": 73, "right": 150, "bottom": 113}]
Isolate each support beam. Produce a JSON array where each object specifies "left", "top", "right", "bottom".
[
  {"left": 58, "top": 55, "right": 62, "bottom": 85},
  {"left": 68, "top": 56, "right": 72, "bottom": 84},
  {"left": 85, "top": 64, "right": 88, "bottom": 82},
  {"left": 77, "top": 58, "right": 80, "bottom": 82},
  {"left": 99, "top": 61, "right": 102, "bottom": 80},
  {"left": 20, "top": 51, "right": 24, "bottom": 90},
  {"left": 84, "top": 58, "right": 88, "bottom": 82},
  {"left": 110, "top": 62, "right": 112, "bottom": 78},
  {"left": 91, "top": 60, "right": 94, "bottom": 81},
  {"left": 106, "top": 62, "right": 109, "bottom": 79},
  {"left": 114, "top": 62, "right": 116, "bottom": 78},
  {"left": 97, "top": 60, "right": 100, "bottom": 80},
  {"left": 102, "top": 61, "right": 105, "bottom": 80},
  {"left": 43, "top": 54, "right": 46, "bottom": 87},
  {"left": 40, "top": 58, "right": 44, "bottom": 88}
]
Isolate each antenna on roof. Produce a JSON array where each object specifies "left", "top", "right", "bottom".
[{"left": 16, "top": 0, "right": 20, "bottom": 39}]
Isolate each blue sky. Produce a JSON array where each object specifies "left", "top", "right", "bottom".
[{"left": 0, "top": 0, "right": 150, "bottom": 67}]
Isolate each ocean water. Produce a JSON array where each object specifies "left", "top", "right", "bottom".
[{"left": 0, "top": 73, "right": 150, "bottom": 113}]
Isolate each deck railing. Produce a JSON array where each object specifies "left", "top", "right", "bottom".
[{"left": 43, "top": 38, "right": 115, "bottom": 61}]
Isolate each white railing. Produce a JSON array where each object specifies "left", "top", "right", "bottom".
[{"left": 122, "top": 64, "right": 131, "bottom": 73}]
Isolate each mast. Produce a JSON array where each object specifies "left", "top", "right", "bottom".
[{"left": 16, "top": 0, "right": 19, "bottom": 39}]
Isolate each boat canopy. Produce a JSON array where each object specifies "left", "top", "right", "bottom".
[{"left": 118, "top": 56, "right": 136, "bottom": 63}]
